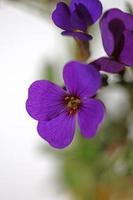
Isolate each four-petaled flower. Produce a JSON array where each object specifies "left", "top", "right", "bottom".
[
  {"left": 52, "top": 0, "right": 102, "bottom": 41},
  {"left": 26, "top": 61, "right": 105, "bottom": 149},
  {"left": 93, "top": 9, "right": 133, "bottom": 73}
]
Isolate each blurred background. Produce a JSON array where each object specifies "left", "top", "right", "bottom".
[{"left": 0, "top": 0, "right": 133, "bottom": 199}]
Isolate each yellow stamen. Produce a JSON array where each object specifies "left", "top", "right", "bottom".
[{"left": 64, "top": 96, "right": 81, "bottom": 115}]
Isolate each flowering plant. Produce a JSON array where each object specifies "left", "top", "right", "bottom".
[{"left": 26, "top": 0, "right": 133, "bottom": 149}]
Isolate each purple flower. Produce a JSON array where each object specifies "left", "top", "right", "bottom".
[
  {"left": 26, "top": 61, "right": 105, "bottom": 149},
  {"left": 52, "top": 0, "right": 102, "bottom": 41},
  {"left": 93, "top": 9, "right": 133, "bottom": 73}
]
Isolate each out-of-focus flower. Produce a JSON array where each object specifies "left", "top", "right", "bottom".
[
  {"left": 93, "top": 9, "right": 133, "bottom": 73},
  {"left": 52, "top": 0, "right": 102, "bottom": 41},
  {"left": 26, "top": 61, "right": 105, "bottom": 149}
]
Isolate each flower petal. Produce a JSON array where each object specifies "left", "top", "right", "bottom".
[
  {"left": 26, "top": 80, "right": 66, "bottom": 121},
  {"left": 70, "top": 0, "right": 102, "bottom": 24},
  {"left": 100, "top": 14, "right": 115, "bottom": 56},
  {"left": 78, "top": 99, "right": 105, "bottom": 138},
  {"left": 63, "top": 61, "right": 102, "bottom": 97},
  {"left": 52, "top": 2, "right": 72, "bottom": 31},
  {"left": 70, "top": 3, "right": 92, "bottom": 31},
  {"left": 119, "top": 30, "right": 133, "bottom": 66},
  {"left": 62, "top": 30, "right": 92, "bottom": 41},
  {"left": 92, "top": 57, "right": 125, "bottom": 73},
  {"left": 100, "top": 8, "right": 133, "bottom": 57},
  {"left": 37, "top": 112, "right": 76, "bottom": 149}
]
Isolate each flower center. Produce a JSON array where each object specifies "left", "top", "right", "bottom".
[
  {"left": 74, "top": 29, "right": 84, "bottom": 33},
  {"left": 64, "top": 96, "right": 81, "bottom": 115}
]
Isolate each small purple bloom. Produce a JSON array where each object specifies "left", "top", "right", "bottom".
[
  {"left": 52, "top": 0, "right": 103, "bottom": 41},
  {"left": 93, "top": 9, "right": 133, "bottom": 73},
  {"left": 26, "top": 61, "right": 105, "bottom": 149}
]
